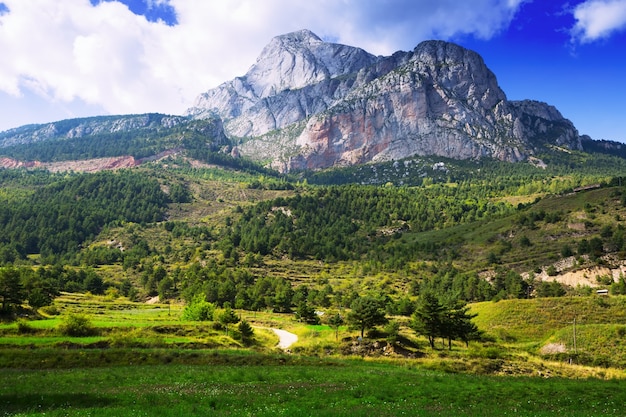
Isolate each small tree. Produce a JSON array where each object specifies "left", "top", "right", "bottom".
[
  {"left": 384, "top": 320, "right": 400, "bottom": 345},
  {"left": 446, "top": 304, "right": 479, "bottom": 349},
  {"left": 158, "top": 277, "right": 174, "bottom": 302},
  {"left": 218, "top": 305, "right": 240, "bottom": 336},
  {"left": 411, "top": 293, "right": 444, "bottom": 349},
  {"left": 295, "top": 301, "right": 320, "bottom": 324},
  {"left": 238, "top": 320, "right": 254, "bottom": 345},
  {"left": 327, "top": 313, "right": 344, "bottom": 341},
  {"left": 347, "top": 296, "right": 387, "bottom": 338}
]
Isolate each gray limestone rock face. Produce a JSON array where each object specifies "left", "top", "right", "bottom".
[
  {"left": 186, "top": 29, "right": 379, "bottom": 138},
  {"left": 187, "top": 30, "right": 582, "bottom": 172}
]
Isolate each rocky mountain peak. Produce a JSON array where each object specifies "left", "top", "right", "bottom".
[
  {"left": 262, "top": 29, "right": 324, "bottom": 51},
  {"left": 246, "top": 29, "right": 377, "bottom": 98},
  {"left": 186, "top": 30, "right": 584, "bottom": 172},
  {"left": 186, "top": 30, "right": 378, "bottom": 137}
]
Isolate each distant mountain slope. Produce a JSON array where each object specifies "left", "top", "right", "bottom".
[
  {"left": 187, "top": 30, "right": 583, "bottom": 172},
  {"left": 0, "top": 113, "right": 228, "bottom": 166},
  {"left": 0, "top": 114, "right": 187, "bottom": 147}
]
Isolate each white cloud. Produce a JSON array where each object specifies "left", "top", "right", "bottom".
[
  {"left": 0, "top": 0, "right": 525, "bottom": 131},
  {"left": 571, "top": 0, "right": 626, "bottom": 43}
]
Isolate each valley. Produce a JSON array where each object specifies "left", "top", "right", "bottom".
[{"left": 1, "top": 30, "right": 626, "bottom": 416}]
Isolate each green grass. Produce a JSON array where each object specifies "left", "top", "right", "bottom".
[
  {"left": 3, "top": 293, "right": 626, "bottom": 415},
  {"left": 547, "top": 323, "right": 626, "bottom": 368},
  {"left": 1, "top": 357, "right": 626, "bottom": 416},
  {"left": 470, "top": 296, "right": 626, "bottom": 343}
]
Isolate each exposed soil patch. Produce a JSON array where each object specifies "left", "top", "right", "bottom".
[{"left": 540, "top": 342, "right": 567, "bottom": 355}]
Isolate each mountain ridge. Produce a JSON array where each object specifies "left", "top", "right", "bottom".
[
  {"left": 0, "top": 30, "right": 623, "bottom": 173},
  {"left": 187, "top": 31, "right": 583, "bottom": 172}
]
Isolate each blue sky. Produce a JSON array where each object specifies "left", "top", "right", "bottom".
[{"left": 0, "top": 0, "right": 624, "bottom": 143}]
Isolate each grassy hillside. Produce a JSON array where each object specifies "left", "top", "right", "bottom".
[
  {"left": 1, "top": 151, "right": 626, "bottom": 378},
  {"left": 470, "top": 296, "right": 626, "bottom": 368}
]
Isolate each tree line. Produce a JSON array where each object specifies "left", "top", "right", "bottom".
[{"left": 0, "top": 264, "right": 106, "bottom": 313}]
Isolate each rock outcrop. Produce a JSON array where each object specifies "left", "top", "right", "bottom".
[{"left": 188, "top": 30, "right": 583, "bottom": 172}]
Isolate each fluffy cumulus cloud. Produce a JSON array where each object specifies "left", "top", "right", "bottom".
[
  {"left": 0, "top": 0, "right": 525, "bottom": 129},
  {"left": 570, "top": 0, "right": 626, "bottom": 43}
]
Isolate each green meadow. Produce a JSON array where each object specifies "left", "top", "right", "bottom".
[
  {"left": 3, "top": 359, "right": 626, "bottom": 417},
  {"left": 2, "top": 293, "right": 626, "bottom": 416}
]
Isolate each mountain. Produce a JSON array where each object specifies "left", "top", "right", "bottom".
[
  {"left": 186, "top": 30, "right": 582, "bottom": 172},
  {"left": 0, "top": 114, "right": 188, "bottom": 147},
  {"left": 0, "top": 113, "right": 229, "bottom": 170},
  {"left": 0, "top": 30, "right": 622, "bottom": 173}
]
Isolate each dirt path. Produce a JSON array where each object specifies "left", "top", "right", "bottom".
[{"left": 272, "top": 328, "right": 298, "bottom": 349}]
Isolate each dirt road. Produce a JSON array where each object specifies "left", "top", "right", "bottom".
[{"left": 272, "top": 328, "right": 298, "bottom": 349}]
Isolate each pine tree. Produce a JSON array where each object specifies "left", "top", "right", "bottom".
[
  {"left": 0, "top": 267, "right": 24, "bottom": 312},
  {"left": 238, "top": 320, "right": 254, "bottom": 345},
  {"left": 411, "top": 293, "right": 444, "bottom": 349},
  {"left": 347, "top": 296, "right": 387, "bottom": 338},
  {"left": 218, "top": 305, "right": 240, "bottom": 336}
]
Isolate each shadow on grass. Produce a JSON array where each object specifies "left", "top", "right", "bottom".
[{"left": 1, "top": 393, "right": 115, "bottom": 414}]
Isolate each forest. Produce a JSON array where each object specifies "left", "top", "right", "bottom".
[
  {"left": 0, "top": 170, "right": 172, "bottom": 263},
  {"left": 0, "top": 144, "right": 625, "bottom": 322}
]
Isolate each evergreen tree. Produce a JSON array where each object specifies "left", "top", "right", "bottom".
[
  {"left": 238, "top": 320, "right": 254, "bottom": 345},
  {"left": 347, "top": 296, "right": 387, "bottom": 338},
  {"left": 327, "top": 313, "right": 344, "bottom": 341},
  {"left": 0, "top": 267, "right": 24, "bottom": 312},
  {"left": 295, "top": 301, "right": 319, "bottom": 324},
  {"left": 446, "top": 304, "right": 479, "bottom": 349},
  {"left": 218, "top": 305, "right": 240, "bottom": 336},
  {"left": 412, "top": 293, "right": 479, "bottom": 349},
  {"left": 411, "top": 293, "right": 444, "bottom": 349}
]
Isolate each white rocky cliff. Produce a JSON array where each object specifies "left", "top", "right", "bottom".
[{"left": 188, "top": 30, "right": 582, "bottom": 172}]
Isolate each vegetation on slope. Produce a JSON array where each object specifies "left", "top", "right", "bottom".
[{"left": 0, "top": 149, "right": 626, "bottom": 383}]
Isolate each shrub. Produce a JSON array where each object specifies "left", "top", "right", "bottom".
[
  {"left": 468, "top": 345, "right": 504, "bottom": 360},
  {"left": 39, "top": 305, "right": 60, "bottom": 316},
  {"left": 596, "top": 275, "right": 614, "bottom": 286},
  {"left": 16, "top": 319, "right": 35, "bottom": 334},
  {"left": 58, "top": 313, "right": 98, "bottom": 337},
  {"left": 561, "top": 244, "right": 574, "bottom": 258},
  {"left": 181, "top": 294, "right": 215, "bottom": 321}
]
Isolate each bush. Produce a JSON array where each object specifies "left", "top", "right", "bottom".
[
  {"left": 58, "top": 313, "right": 98, "bottom": 337},
  {"left": 16, "top": 319, "right": 35, "bottom": 334},
  {"left": 468, "top": 345, "right": 505, "bottom": 360},
  {"left": 561, "top": 244, "right": 574, "bottom": 258},
  {"left": 182, "top": 294, "right": 215, "bottom": 321},
  {"left": 39, "top": 305, "right": 60, "bottom": 316}
]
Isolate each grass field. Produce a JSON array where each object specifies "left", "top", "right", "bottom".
[
  {"left": 3, "top": 293, "right": 626, "bottom": 415},
  {"left": 2, "top": 355, "right": 626, "bottom": 416}
]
